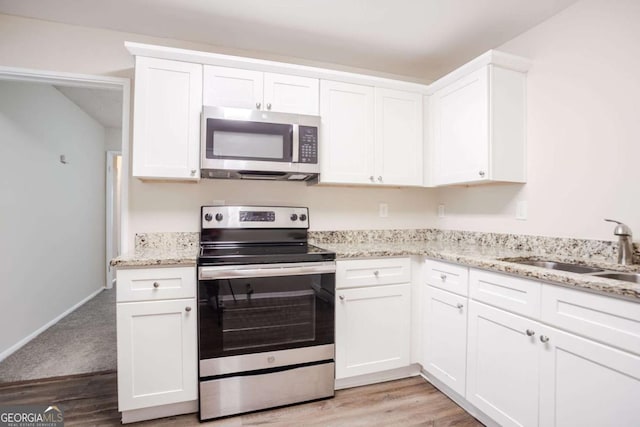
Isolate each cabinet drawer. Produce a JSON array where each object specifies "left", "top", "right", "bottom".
[
  {"left": 117, "top": 266, "right": 196, "bottom": 302},
  {"left": 469, "top": 269, "right": 541, "bottom": 318},
  {"left": 424, "top": 259, "right": 469, "bottom": 296},
  {"left": 541, "top": 284, "right": 640, "bottom": 355},
  {"left": 336, "top": 258, "right": 410, "bottom": 289}
]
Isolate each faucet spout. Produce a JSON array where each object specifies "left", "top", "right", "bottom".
[{"left": 604, "top": 219, "right": 634, "bottom": 265}]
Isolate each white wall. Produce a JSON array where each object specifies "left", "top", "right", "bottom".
[
  {"left": 0, "top": 80, "right": 106, "bottom": 358},
  {"left": 433, "top": 0, "right": 640, "bottom": 241},
  {"left": 129, "top": 179, "right": 434, "bottom": 234}
]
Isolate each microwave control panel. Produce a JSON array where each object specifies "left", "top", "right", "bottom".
[{"left": 298, "top": 126, "right": 318, "bottom": 164}]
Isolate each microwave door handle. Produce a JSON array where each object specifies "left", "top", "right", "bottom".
[{"left": 292, "top": 124, "right": 299, "bottom": 163}]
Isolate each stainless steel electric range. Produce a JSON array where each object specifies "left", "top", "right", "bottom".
[{"left": 197, "top": 205, "right": 336, "bottom": 421}]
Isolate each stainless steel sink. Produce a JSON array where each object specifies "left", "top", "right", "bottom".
[
  {"left": 507, "top": 259, "right": 604, "bottom": 274},
  {"left": 592, "top": 272, "right": 640, "bottom": 283}
]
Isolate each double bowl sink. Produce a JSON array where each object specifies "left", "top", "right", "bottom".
[{"left": 506, "top": 259, "right": 640, "bottom": 284}]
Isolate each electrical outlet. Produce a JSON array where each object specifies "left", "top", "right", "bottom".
[
  {"left": 438, "top": 204, "right": 445, "bottom": 218},
  {"left": 516, "top": 201, "right": 528, "bottom": 220},
  {"left": 379, "top": 203, "right": 388, "bottom": 218}
]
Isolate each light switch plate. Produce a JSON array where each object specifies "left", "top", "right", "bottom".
[
  {"left": 438, "top": 204, "right": 445, "bottom": 218},
  {"left": 379, "top": 203, "right": 388, "bottom": 218},
  {"left": 516, "top": 201, "right": 528, "bottom": 220}
]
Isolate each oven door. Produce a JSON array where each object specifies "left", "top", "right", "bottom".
[{"left": 198, "top": 261, "right": 335, "bottom": 361}]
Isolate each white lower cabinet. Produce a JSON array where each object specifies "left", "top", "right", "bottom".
[
  {"left": 539, "top": 324, "right": 640, "bottom": 427},
  {"left": 422, "top": 285, "right": 467, "bottom": 396},
  {"left": 466, "top": 300, "right": 540, "bottom": 427},
  {"left": 335, "top": 283, "right": 411, "bottom": 379},
  {"left": 116, "top": 267, "right": 198, "bottom": 415}
]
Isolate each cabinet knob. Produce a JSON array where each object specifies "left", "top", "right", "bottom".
[
  {"left": 185, "top": 306, "right": 192, "bottom": 312},
  {"left": 153, "top": 282, "right": 159, "bottom": 288},
  {"left": 540, "top": 335, "right": 550, "bottom": 343},
  {"left": 190, "top": 169, "right": 197, "bottom": 176},
  {"left": 256, "top": 102, "right": 262, "bottom": 109},
  {"left": 339, "top": 295, "right": 345, "bottom": 301},
  {"left": 456, "top": 303, "right": 464, "bottom": 309},
  {"left": 526, "top": 329, "right": 535, "bottom": 337},
  {"left": 377, "top": 176, "right": 383, "bottom": 183},
  {"left": 266, "top": 103, "right": 272, "bottom": 110},
  {"left": 440, "top": 274, "right": 447, "bottom": 281},
  {"left": 369, "top": 176, "right": 375, "bottom": 182},
  {"left": 373, "top": 270, "right": 380, "bottom": 277},
  {"left": 479, "top": 171, "right": 486, "bottom": 177}
]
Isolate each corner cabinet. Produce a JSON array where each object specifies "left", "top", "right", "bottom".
[
  {"left": 430, "top": 54, "right": 529, "bottom": 186},
  {"left": 335, "top": 258, "right": 411, "bottom": 379},
  {"left": 116, "top": 266, "right": 197, "bottom": 418},
  {"left": 132, "top": 57, "right": 202, "bottom": 180},
  {"left": 320, "top": 82, "right": 423, "bottom": 186}
]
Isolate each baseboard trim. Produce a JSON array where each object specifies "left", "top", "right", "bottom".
[
  {"left": 121, "top": 400, "right": 198, "bottom": 424},
  {"left": 420, "top": 370, "right": 499, "bottom": 427},
  {"left": 335, "top": 364, "right": 421, "bottom": 390},
  {"left": 0, "top": 287, "right": 105, "bottom": 362}
]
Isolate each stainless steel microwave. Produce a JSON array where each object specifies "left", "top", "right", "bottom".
[{"left": 201, "top": 106, "right": 321, "bottom": 181}]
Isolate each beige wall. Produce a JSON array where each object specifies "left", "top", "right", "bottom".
[{"left": 433, "top": 0, "right": 640, "bottom": 241}]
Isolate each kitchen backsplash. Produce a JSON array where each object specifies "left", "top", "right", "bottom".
[{"left": 134, "top": 229, "right": 639, "bottom": 264}]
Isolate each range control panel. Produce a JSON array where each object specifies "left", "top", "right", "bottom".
[
  {"left": 298, "top": 126, "right": 318, "bottom": 164},
  {"left": 202, "top": 206, "right": 309, "bottom": 229}
]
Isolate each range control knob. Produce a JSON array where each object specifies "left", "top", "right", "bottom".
[
  {"left": 215, "top": 213, "right": 224, "bottom": 222},
  {"left": 299, "top": 214, "right": 307, "bottom": 222},
  {"left": 204, "top": 213, "right": 213, "bottom": 222},
  {"left": 290, "top": 214, "right": 298, "bottom": 221}
]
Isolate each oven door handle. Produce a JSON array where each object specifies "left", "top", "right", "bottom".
[{"left": 198, "top": 262, "right": 336, "bottom": 280}]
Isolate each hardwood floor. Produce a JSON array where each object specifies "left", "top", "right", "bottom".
[{"left": 0, "top": 373, "right": 482, "bottom": 426}]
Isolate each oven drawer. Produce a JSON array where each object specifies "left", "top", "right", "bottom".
[
  {"left": 336, "top": 258, "right": 411, "bottom": 289},
  {"left": 117, "top": 266, "right": 196, "bottom": 302},
  {"left": 199, "top": 361, "right": 334, "bottom": 420}
]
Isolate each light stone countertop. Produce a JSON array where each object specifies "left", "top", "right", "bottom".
[
  {"left": 319, "top": 240, "right": 640, "bottom": 301},
  {"left": 109, "top": 230, "right": 640, "bottom": 301}
]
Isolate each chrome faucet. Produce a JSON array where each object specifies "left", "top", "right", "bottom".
[{"left": 605, "top": 219, "right": 634, "bottom": 265}]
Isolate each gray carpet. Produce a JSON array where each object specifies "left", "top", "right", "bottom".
[{"left": 0, "top": 288, "right": 116, "bottom": 383}]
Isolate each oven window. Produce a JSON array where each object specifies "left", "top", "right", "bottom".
[
  {"left": 199, "top": 273, "right": 334, "bottom": 359},
  {"left": 206, "top": 118, "right": 293, "bottom": 162}
]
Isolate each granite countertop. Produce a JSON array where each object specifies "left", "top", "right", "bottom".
[
  {"left": 110, "top": 246, "right": 198, "bottom": 267},
  {"left": 318, "top": 240, "right": 640, "bottom": 301}
]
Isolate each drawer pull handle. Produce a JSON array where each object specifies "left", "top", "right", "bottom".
[
  {"left": 373, "top": 270, "right": 380, "bottom": 277},
  {"left": 456, "top": 303, "right": 464, "bottom": 309},
  {"left": 339, "top": 295, "right": 345, "bottom": 301},
  {"left": 153, "top": 282, "right": 160, "bottom": 288},
  {"left": 440, "top": 274, "right": 447, "bottom": 281},
  {"left": 540, "top": 335, "right": 550, "bottom": 343},
  {"left": 526, "top": 329, "right": 535, "bottom": 337},
  {"left": 185, "top": 306, "right": 192, "bottom": 312}
]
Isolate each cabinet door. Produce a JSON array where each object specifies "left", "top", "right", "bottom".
[
  {"left": 374, "top": 88, "right": 423, "bottom": 186},
  {"left": 117, "top": 299, "right": 197, "bottom": 411},
  {"left": 422, "top": 286, "right": 467, "bottom": 396},
  {"left": 203, "top": 66, "right": 263, "bottom": 109},
  {"left": 432, "top": 67, "right": 488, "bottom": 185},
  {"left": 467, "top": 301, "right": 539, "bottom": 427},
  {"left": 263, "top": 73, "right": 319, "bottom": 115},
  {"left": 319, "top": 80, "right": 375, "bottom": 184},
  {"left": 539, "top": 325, "right": 640, "bottom": 427},
  {"left": 132, "top": 57, "right": 202, "bottom": 180},
  {"left": 335, "top": 284, "right": 410, "bottom": 378}
]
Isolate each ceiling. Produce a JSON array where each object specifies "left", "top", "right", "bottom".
[
  {"left": 0, "top": 0, "right": 579, "bottom": 81},
  {"left": 55, "top": 86, "right": 123, "bottom": 128}
]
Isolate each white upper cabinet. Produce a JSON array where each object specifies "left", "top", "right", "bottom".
[
  {"left": 132, "top": 57, "right": 202, "bottom": 180},
  {"left": 320, "top": 81, "right": 423, "bottom": 186},
  {"left": 375, "top": 88, "right": 423, "bottom": 186},
  {"left": 429, "top": 52, "right": 529, "bottom": 186},
  {"left": 319, "top": 80, "right": 375, "bottom": 184},
  {"left": 203, "top": 66, "right": 319, "bottom": 115}
]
